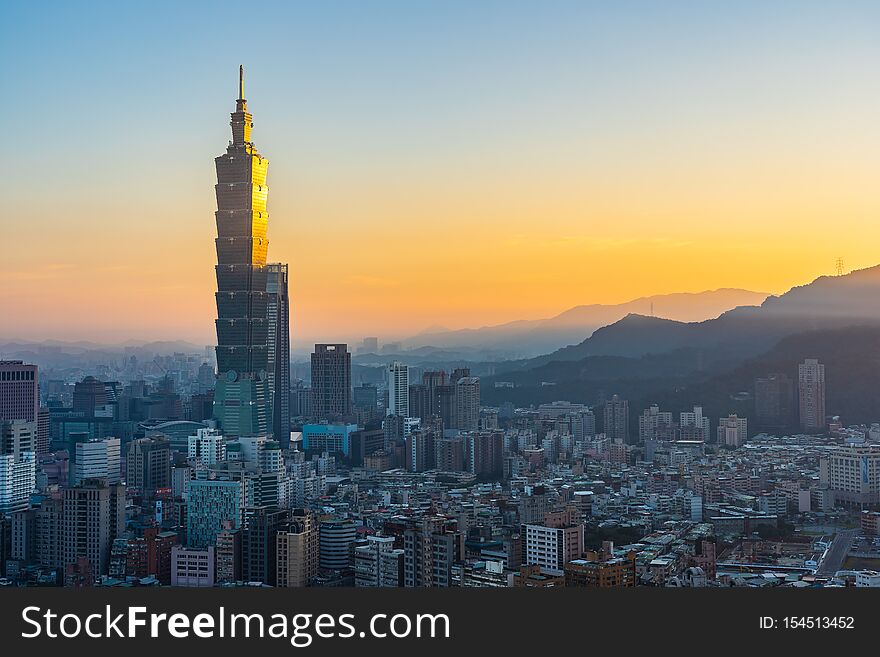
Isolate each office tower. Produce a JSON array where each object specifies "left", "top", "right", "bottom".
[
  {"left": 434, "top": 436, "right": 465, "bottom": 472},
  {"left": 187, "top": 478, "right": 246, "bottom": 549},
  {"left": 453, "top": 377, "right": 480, "bottom": 430},
  {"left": 311, "top": 344, "right": 352, "bottom": 421},
  {"left": 362, "top": 337, "right": 379, "bottom": 353},
  {"left": 242, "top": 506, "right": 289, "bottom": 585},
  {"left": 265, "top": 262, "right": 291, "bottom": 447},
  {"left": 126, "top": 436, "right": 171, "bottom": 496},
  {"left": 603, "top": 395, "right": 629, "bottom": 443},
  {"left": 679, "top": 405, "right": 710, "bottom": 441},
  {"left": 276, "top": 509, "right": 318, "bottom": 587},
  {"left": 71, "top": 437, "right": 120, "bottom": 486},
  {"left": 11, "top": 509, "right": 35, "bottom": 564},
  {"left": 387, "top": 361, "right": 409, "bottom": 417},
  {"left": 319, "top": 518, "right": 358, "bottom": 571},
  {"left": 798, "top": 358, "right": 826, "bottom": 433},
  {"left": 171, "top": 546, "right": 216, "bottom": 587},
  {"left": 62, "top": 479, "right": 125, "bottom": 577},
  {"left": 72, "top": 376, "right": 109, "bottom": 416},
  {"left": 402, "top": 516, "right": 459, "bottom": 587},
  {"left": 353, "top": 383, "right": 379, "bottom": 424},
  {"left": 354, "top": 535, "right": 404, "bottom": 587},
  {"left": 523, "top": 518, "right": 584, "bottom": 574},
  {"left": 212, "top": 67, "right": 272, "bottom": 437},
  {"left": 0, "top": 361, "right": 38, "bottom": 423},
  {"left": 408, "top": 383, "right": 430, "bottom": 421},
  {"left": 755, "top": 373, "right": 795, "bottom": 431},
  {"left": 717, "top": 415, "right": 748, "bottom": 448},
  {"left": 639, "top": 405, "right": 674, "bottom": 442},
  {"left": 422, "top": 371, "right": 448, "bottom": 418},
  {"left": 465, "top": 431, "right": 504, "bottom": 478},
  {"left": 215, "top": 519, "right": 242, "bottom": 583},
  {"left": 188, "top": 427, "right": 227, "bottom": 465}
]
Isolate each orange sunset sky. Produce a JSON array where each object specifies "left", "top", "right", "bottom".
[{"left": 2, "top": 2, "right": 879, "bottom": 349}]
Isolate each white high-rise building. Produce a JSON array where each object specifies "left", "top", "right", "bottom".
[
  {"left": 387, "top": 361, "right": 409, "bottom": 417},
  {"left": 0, "top": 450, "right": 35, "bottom": 514},
  {"left": 523, "top": 522, "right": 584, "bottom": 574},
  {"left": 72, "top": 437, "right": 120, "bottom": 486},
  {"left": 188, "top": 428, "right": 227, "bottom": 465}
]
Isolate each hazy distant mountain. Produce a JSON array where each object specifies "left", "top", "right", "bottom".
[
  {"left": 516, "top": 265, "right": 880, "bottom": 370},
  {"left": 483, "top": 325, "right": 880, "bottom": 428},
  {"left": 402, "top": 288, "right": 768, "bottom": 358}
]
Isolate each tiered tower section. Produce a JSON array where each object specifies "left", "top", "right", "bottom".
[{"left": 212, "top": 66, "right": 271, "bottom": 436}]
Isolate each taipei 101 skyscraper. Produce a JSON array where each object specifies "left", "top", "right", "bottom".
[{"left": 212, "top": 67, "right": 289, "bottom": 443}]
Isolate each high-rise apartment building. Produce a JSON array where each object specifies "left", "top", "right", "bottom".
[
  {"left": 402, "top": 516, "right": 459, "bottom": 587},
  {"left": 311, "top": 344, "right": 352, "bottom": 421},
  {"left": 212, "top": 67, "right": 273, "bottom": 437},
  {"left": 62, "top": 479, "right": 125, "bottom": 577},
  {"left": 798, "top": 358, "right": 826, "bottom": 433},
  {"left": 465, "top": 431, "right": 504, "bottom": 478},
  {"left": 755, "top": 373, "right": 795, "bottom": 431},
  {"left": 126, "top": 436, "right": 171, "bottom": 496},
  {"left": 188, "top": 428, "right": 227, "bottom": 465},
  {"left": 276, "top": 509, "right": 318, "bottom": 587},
  {"left": 0, "top": 421, "right": 35, "bottom": 514},
  {"left": 387, "top": 361, "right": 409, "bottom": 418},
  {"left": 603, "top": 395, "right": 629, "bottom": 443},
  {"left": 421, "top": 371, "right": 448, "bottom": 419},
  {"left": 453, "top": 377, "right": 480, "bottom": 431},
  {"left": 241, "top": 505, "right": 289, "bottom": 585},
  {"left": 408, "top": 384, "right": 431, "bottom": 421}
]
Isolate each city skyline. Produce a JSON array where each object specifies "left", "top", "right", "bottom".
[{"left": 3, "top": 1, "right": 880, "bottom": 345}]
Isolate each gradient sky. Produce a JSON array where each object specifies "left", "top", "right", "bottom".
[{"left": 2, "top": 1, "right": 880, "bottom": 349}]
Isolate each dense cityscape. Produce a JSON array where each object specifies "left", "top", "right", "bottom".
[{"left": 2, "top": 69, "right": 880, "bottom": 594}]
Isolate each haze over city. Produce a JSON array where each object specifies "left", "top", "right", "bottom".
[{"left": 2, "top": 0, "right": 880, "bottom": 347}]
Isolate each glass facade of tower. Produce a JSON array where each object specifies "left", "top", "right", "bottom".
[
  {"left": 266, "top": 263, "right": 291, "bottom": 447},
  {"left": 212, "top": 69, "right": 272, "bottom": 437}
]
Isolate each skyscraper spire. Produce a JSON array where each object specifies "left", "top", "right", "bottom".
[{"left": 231, "top": 65, "right": 251, "bottom": 144}]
